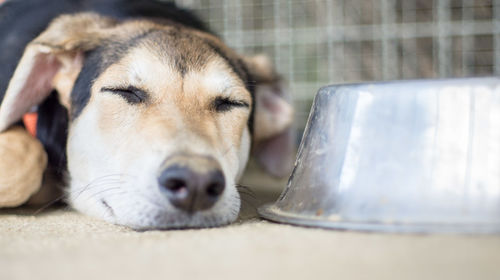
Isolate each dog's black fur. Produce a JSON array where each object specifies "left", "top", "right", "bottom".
[{"left": 0, "top": 0, "right": 256, "bottom": 182}]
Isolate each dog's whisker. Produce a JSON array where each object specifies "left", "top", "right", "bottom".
[
  {"left": 235, "top": 184, "right": 253, "bottom": 191},
  {"left": 32, "top": 194, "right": 67, "bottom": 215},
  {"left": 83, "top": 186, "right": 126, "bottom": 201},
  {"left": 235, "top": 187, "right": 257, "bottom": 199},
  {"left": 235, "top": 184, "right": 257, "bottom": 198},
  {"left": 34, "top": 176, "right": 127, "bottom": 215},
  {"left": 70, "top": 173, "right": 136, "bottom": 197},
  {"left": 238, "top": 192, "right": 257, "bottom": 201},
  {"left": 73, "top": 177, "right": 132, "bottom": 204},
  {"left": 70, "top": 174, "right": 124, "bottom": 198},
  {"left": 72, "top": 179, "right": 123, "bottom": 194}
]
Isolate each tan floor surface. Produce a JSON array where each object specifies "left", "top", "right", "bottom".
[{"left": 1, "top": 164, "right": 500, "bottom": 280}]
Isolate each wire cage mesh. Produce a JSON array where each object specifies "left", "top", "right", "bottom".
[{"left": 174, "top": 0, "right": 499, "bottom": 130}]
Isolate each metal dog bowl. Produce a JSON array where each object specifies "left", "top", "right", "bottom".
[{"left": 259, "top": 77, "right": 500, "bottom": 233}]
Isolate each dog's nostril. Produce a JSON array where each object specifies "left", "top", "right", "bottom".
[
  {"left": 206, "top": 183, "right": 224, "bottom": 197},
  {"left": 205, "top": 170, "right": 225, "bottom": 198},
  {"left": 158, "top": 166, "right": 226, "bottom": 212},
  {"left": 164, "top": 179, "right": 187, "bottom": 192}
]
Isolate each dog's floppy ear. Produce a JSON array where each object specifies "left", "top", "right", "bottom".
[
  {"left": 245, "top": 55, "right": 295, "bottom": 178},
  {"left": 0, "top": 13, "right": 116, "bottom": 132}
]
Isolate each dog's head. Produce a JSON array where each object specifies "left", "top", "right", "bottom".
[{"left": 0, "top": 13, "right": 293, "bottom": 229}]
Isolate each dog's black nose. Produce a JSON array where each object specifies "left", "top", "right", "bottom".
[{"left": 158, "top": 165, "right": 225, "bottom": 212}]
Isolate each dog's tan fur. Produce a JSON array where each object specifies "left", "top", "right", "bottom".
[{"left": 0, "top": 127, "right": 47, "bottom": 206}]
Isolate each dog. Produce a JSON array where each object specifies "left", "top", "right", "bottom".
[{"left": 0, "top": 0, "right": 294, "bottom": 229}]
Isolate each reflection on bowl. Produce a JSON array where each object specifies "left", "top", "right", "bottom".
[{"left": 259, "top": 78, "right": 500, "bottom": 233}]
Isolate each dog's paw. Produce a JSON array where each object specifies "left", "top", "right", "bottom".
[{"left": 0, "top": 126, "right": 47, "bottom": 207}]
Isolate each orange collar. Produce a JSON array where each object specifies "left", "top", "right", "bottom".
[{"left": 22, "top": 112, "right": 38, "bottom": 137}]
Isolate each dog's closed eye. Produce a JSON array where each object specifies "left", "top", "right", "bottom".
[
  {"left": 101, "top": 86, "right": 148, "bottom": 104},
  {"left": 213, "top": 97, "right": 249, "bottom": 113}
]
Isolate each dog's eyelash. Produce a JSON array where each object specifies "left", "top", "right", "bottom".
[
  {"left": 213, "top": 97, "right": 249, "bottom": 113},
  {"left": 101, "top": 86, "right": 148, "bottom": 104}
]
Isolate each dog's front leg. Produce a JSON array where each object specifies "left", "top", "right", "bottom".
[{"left": 0, "top": 126, "right": 47, "bottom": 207}]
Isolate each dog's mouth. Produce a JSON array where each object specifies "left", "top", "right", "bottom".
[
  {"left": 100, "top": 190, "right": 241, "bottom": 230},
  {"left": 68, "top": 153, "right": 241, "bottom": 230}
]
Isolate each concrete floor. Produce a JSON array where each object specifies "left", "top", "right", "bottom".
[{"left": 1, "top": 163, "right": 500, "bottom": 280}]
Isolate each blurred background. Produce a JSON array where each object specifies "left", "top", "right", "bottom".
[{"left": 171, "top": 0, "right": 500, "bottom": 133}]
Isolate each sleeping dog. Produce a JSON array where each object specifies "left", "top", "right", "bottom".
[{"left": 0, "top": 0, "right": 293, "bottom": 229}]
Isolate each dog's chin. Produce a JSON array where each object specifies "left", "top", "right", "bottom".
[
  {"left": 121, "top": 210, "right": 239, "bottom": 231},
  {"left": 114, "top": 201, "right": 241, "bottom": 230},
  {"left": 69, "top": 187, "right": 241, "bottom": 230}
]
